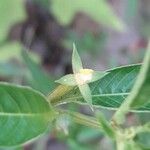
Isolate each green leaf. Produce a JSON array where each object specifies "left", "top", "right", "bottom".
[
  {"left": 49, "top": 64, "right": 150, "bottom": 111},
  {"left": 22, "top": 50, "right": 55, "bottom": 94},
  {"left": 51, "top": 0, "right": 126, "bottom": 31},
  {"left": 72, "top": 44, "right": 83, "bottom": 74},
  {"left": 0, "top": 146, "right": 23, "bottom": 150},
  {"left": 0, "top": 0, "right": 25, "bottom": 42},
  {"left": 0, "top": 82, "right": 54, "bottom": 147},
  {"left": 113, "top": 42, "right": 150, "bottom": 124}
]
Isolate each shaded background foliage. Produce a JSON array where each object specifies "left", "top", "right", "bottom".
[{"left": 0, "top": 0, "right": 149, "bottom": 149}]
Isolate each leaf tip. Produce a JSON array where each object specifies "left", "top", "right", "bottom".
[
  {"left": 55, "top": 79, "right": 60, "bottom": 84},
  {"left": 72, "top": 42, "right": 78, "bottom": 57},
  {"left": 73, "top": 42, "right": 76, "bottom": 50}
]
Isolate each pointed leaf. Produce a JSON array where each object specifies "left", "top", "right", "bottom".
[{"left": 0, "top": 83, "right": 54, "bottom": 147}]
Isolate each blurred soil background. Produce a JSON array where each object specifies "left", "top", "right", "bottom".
[{"left": 0, "top": 0, "right": 149, "bottom": 150}]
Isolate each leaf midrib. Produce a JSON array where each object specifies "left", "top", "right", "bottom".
[
  {"left": 0, "top": 111, "right": 52, "bottom": 117},
  {"left": 62, "top": 92, "right": 129, "bottom": 102}
]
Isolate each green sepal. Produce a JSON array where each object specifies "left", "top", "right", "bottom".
[
  {"left": 78, "top": 84, "right": 93, "bottom": 110},
  {"left": 55, "top": 74, "right": 76, "bottom": 86},
  {"left": 72, "top": 43, "right": 83, "bottom": 73}
]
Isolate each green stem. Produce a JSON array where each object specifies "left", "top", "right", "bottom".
[
  {"left": 48, "top": 85, "right": 75, "bottom": 106},
  {"left": 57, "top": 109, "right": 101, "bottom": 130},
  {"left": 112, "top": 42, "right": 150, "bottom": 125},
  {"left": 116, "top": 140, "right": 126, "bottom": 150}
]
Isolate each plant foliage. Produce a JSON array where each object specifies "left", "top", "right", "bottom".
[{"left": 0, "top": 43, "right": 150, "bottom": 149}]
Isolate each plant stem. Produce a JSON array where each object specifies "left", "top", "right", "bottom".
[
  {"left": 112, "top": 42, "right": 150, "bottom": 125},
  {"left": 116, "top": 140, "right": 125, "bottom": 150},
  {"left": 57, "top": 109, "right": 101, "bottom": 130},
  {"left": 48, "top": 85, "right": 75, "bottom": 106}
]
